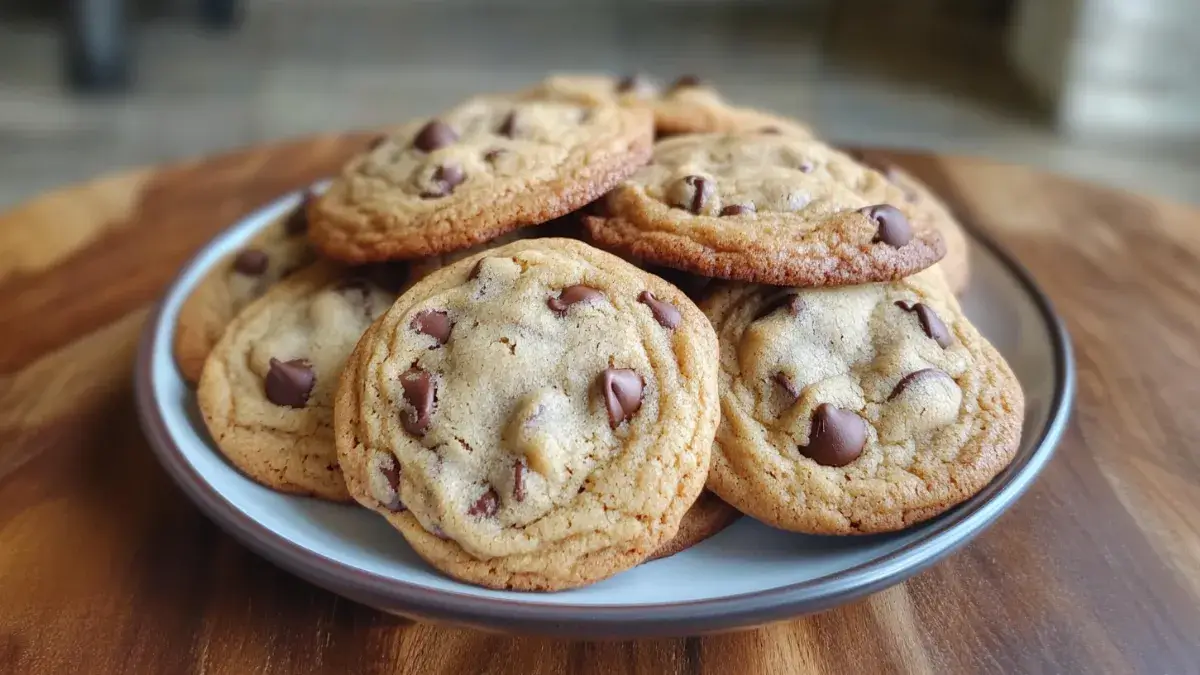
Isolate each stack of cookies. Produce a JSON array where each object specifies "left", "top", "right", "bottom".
[{"left": 178, "top": 74, "right": 1024, "bottom": 592}]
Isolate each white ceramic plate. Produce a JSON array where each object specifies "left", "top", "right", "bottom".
[{"left": 135, "top": 186, "right": 1073, "bottom": 638}]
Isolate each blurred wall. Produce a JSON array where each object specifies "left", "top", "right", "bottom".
[{"left": 1010, "top": 0, "right": 1200, "bottom": 138}]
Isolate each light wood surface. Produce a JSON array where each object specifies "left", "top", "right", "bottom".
[{"left": 1, "top": 136, "right": 1198, "bottom": 674}]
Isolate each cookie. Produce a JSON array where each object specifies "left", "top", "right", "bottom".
[
  {"left": 403, "top": 217, "right": 582, "bottom": 288},
  {"left": 335, "top": 238, "right": 719, "bottom": 590},
  {"left": 309, "top": 97, "right": 654, "bottom": 263},
  {"left": 197, "top": 261, "right": 402, "bottom": 501},
  {"left": 174, "top": 192, "right": 318, "bottom": 383},
  {"left": 647, "top": 490, "right": 741, "bottom": 561},
  {"left": 585, "top": 132, "right": 947, "bottom": 287},
  {"left": 843, "top": 149, "right": 969, "bottom": 293},
  {"left": 522, "top": 73, "right": 814, "bottom": 138},
  {"left": 700, "top": 267, "right": 1024, "bottom": 534}
]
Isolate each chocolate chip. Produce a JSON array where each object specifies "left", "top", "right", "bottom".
[
  {"left": 412, "top": 120, "right": 457, "bottom": 152},
  {"left": 233, "top": 249, "right": 268, "bottom": 275},
  {"left": 895, "top": 301, "right": 953, "bottom": 348},
  {"left": 720, "top": 203, "right": 755, "bottom": 217},
  {"left": 513, "top": 461, "right": 527, "bottom": 502},
  {"left": 265, "top": 358, "right": 315, "bottom": 408},
  {"left": 411, "top": 309, "right": 452, "bottom": 345},
  {"left": 637, "top": 290, "right": 681, "bottom": 329},
  {"left": 468, "top": 259, "right": 486, "bottom": 281},
  {"left": 670, "top": 75, "right": 703, "bottom": 91},
  {"left": 799, "top": 403, "right": 866, "bottom": 467},
  {"left": 400, "top": 367, "right": 436, "bottom": 436},
  {"left": 468, "top": 488, "right": 500, "bottom": 517},
  {"left": 548, "top": 285, "right": 604, "bottom": 315},
  {"left": 888, "top": 368, "right": 951, "bottom": 400},
  {"left": 774, "top": 372, "right": 800, "bottom": 399},
  {"left": 498, "top": 112, "right": 517, "bottom": 138},
  {"left": 600, "top": 368, "right": 643, "bottom": 428},
  {"left": 367, "top": 135, "right": 387, "bottom": 150},
  {"left": 422, "top": 163, "right": 466, "bottom": 199},
  {"left": 483, "top": 149, "right": 506, "bottom": 163},
  {"left": 439, "top": 163, "right": 465, "bottom": 188},
  {"left": 284, "top": 190, "right": 313, "bottom": 236},
  {"left": 616, "top": 74, "right": 644, "bottom": 93},
  {"left": 755, "top": 293, "right": 805, "bottom": 320},
  {"left": 671, "top": 175, "right": 713, "bottom": 214},
  {"left": 759, "top": 126, "right": 781, "bottom": 134},
  {"left": 861, "top": 204, "right": 912, "bottom": 247},
  {"left": 380, "top": 457, "right": 405, "bottom": 512}
]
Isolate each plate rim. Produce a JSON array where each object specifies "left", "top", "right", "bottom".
[{"left": 134, "top": 190, "right": 1075, "bottom": 638}]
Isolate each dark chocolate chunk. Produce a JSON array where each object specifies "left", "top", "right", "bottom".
[
  {"left": 265, "top": 358, "right": 315, "bottom": 408},
  {"left": 399, "top": 367, "right": 436, "bottom": 436},
  {"left": 637, "top": 290, "right": 681, "bottom": 329},
  {"left": 411, "top": 309, "right": 452, "bottom": 345},
  {"left": 548, "top": 285, "right": 604, "bottom": 315},
  {"left": 799, "top": 404, "right": 866, "bottom": 467},
  {"left": 233, "top": 249, "right": 269, "bottom": 275},
  {"left": 600, "top": 368, "right": 644, "bottom": 428},
  {"left": 412, "top": 120, "right": 458, "bottom": 152},
  {"left": 861, "top": 204, "right": 912, "bottom": 247},
  {"left": 895, "top": 301, "right": 953, "bottom": 348}
]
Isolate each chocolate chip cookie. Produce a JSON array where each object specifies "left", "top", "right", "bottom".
[
  {"left": 885, "top": 167, "right": 969, "bottom": 294},
  {"left": 585, "top": 133, "right": 947, "bottom": 287},
  {"left": 309, "top": 97, "right": 654, "bottom": 263},
  {"left": 174, "top": 192, "right": 318, "bottom": 383},
  {"left": 523, "top": 73, "right": 814, "bottom": 137},
  {"left": 846, "top": 149, "right": 970, "bottom": 293},
  {"left": 701, "top": 267, "right": 1024, "bottom": 534},
  {"left": 197, "top": 261, "right": 400, "bottom": 501},
  {"left": 335, "top": 238, "right": 719, "bottom": 590}
]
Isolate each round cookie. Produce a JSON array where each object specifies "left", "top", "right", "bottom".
[
  {"left": 197, "top": 261, "right": 400, "bottom": 501},
  {"left": 586, "top": 132, "right": 947, "bottom": 287},
  {"left": 335, "top": 238, "right": 719, "bottom": 590},
  {"left": 850, "top": 152, "right": 970, "bottom": 294},
  {"left": 309, "top": 97, "right": 654, "bottom": 263},
  {"left": 700, "top": 267, "right": 1024, "bottom": 534},
  {"left": 522, "top": 73, "right": 814, "bottom": 138},
  {"left": 646, "top": 490, "right": 741, "bottom": 561},
  {"left": 174, "top": 192, "right": 318, "bottom": 383}
]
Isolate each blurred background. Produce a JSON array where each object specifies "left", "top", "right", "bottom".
[{"left": 1, "top": 0, "right": 1198, "bottom": 210}]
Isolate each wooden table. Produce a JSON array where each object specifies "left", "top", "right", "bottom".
[{"left": 1, "top": 136, "right": 1198, "bottom": 674}]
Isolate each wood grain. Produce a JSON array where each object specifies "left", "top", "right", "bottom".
[{"left": 2, "top": 137, "right": 1199, "bottom": 674}]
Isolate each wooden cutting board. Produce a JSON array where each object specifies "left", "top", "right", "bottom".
[{"left": 1, "top": 135, "right": 1198, "bottom": 674}]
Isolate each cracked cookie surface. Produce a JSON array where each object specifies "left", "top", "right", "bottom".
[
  {"left": 335, "top": 238, "right": 719, "bottom": 590},
  {"left": 197, "top": 261, "right": 400, "bottom": 501},
  {"left": 700, "top": 267, "right": 1023, "bottom": 534},
  {"left": 586, "top": 132, "right": 946, "bottom": 287},
  {"left": 310, "top": 97, "right": 653, "bottom": 262}
]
